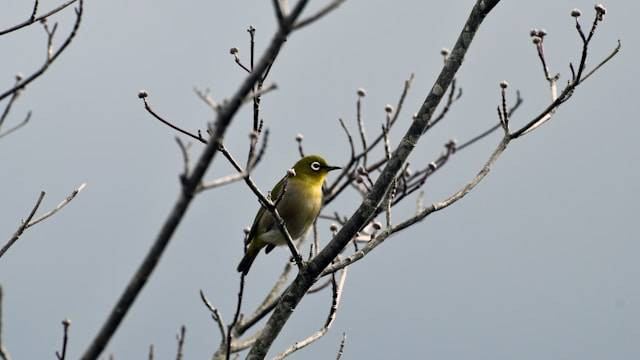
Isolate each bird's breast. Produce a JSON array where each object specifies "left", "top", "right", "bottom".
[{"left": 275, "top": 180, "right": 322, "bottom": 240}]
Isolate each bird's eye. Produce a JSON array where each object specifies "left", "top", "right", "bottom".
[{"left": 310, "top": 161, "right": 321, "bottom": 171}]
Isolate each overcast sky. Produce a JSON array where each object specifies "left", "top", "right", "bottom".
[{"left": 0, "top": 0, "right": 638, "bottom": 359}]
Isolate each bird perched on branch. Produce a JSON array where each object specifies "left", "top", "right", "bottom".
[{"left": 237, "top": 155, "right": 340, "bottom": 274}]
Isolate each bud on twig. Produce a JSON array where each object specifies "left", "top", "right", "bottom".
[
  {"left": 384, "top": 104, "right": 393, "bottom": 113},
  {"left": 371, "top": 221, "right": 382, "bottom": 231},
  {"left": 570, "top": 8, "right": 582, "bottom": 17},
  {"left": 295, "top": 133, "right": 304, "bottom": 142},
  {"left": 594, "top": 4, "right": 606, "bottom": 15},
  {"left": 446, "top": 138, "right": 457, "bottom": 152},
  {"left": 329, "top": 223, "right": 338, "bottom": 232},
  {"left": 137, "top": 90, "right": 148, "bottom": 99},
  {"left": 229, "top": 47, "right": 239, "bottom": 55},
  {"left": 356, "top": 88, "right": 366, "bottom": 97},
  {"left": 595, "top": 4, "right": 606, "bottom": 20}
]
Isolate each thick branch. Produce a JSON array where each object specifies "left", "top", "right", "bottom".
[
  {"left": 246, "top": 1, "right": 501, "bottom": 358},
  {"left": 80, "top": 2, "right": 312, "bottom": 358}
]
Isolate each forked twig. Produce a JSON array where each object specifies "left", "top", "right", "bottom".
[{"left": 272, "top": 267, "right": 348, "bottom": 360}]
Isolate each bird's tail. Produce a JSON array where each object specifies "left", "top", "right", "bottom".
[{"left": 237, "top": 239, "right": 265, "bottom": 275}]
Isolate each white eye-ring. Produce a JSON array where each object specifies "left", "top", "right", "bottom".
[{"left": 310, "top": 161, "right": 321, "bottom": 171}]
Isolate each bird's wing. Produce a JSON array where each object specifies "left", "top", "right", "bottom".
[{"left": 246, "top": 175, "right": 286, "bottom": 243}]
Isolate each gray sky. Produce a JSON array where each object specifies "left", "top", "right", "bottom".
[{"left": 1, "top": 0, "right": 638, "bottom": 359}]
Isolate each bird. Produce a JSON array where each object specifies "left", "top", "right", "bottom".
[{"left": 237, "top": 155, "right": 340, "bottom": 274}]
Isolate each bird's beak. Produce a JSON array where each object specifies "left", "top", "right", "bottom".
[{"left": 325, "top": 165, "right": 341, "bottom": 171}]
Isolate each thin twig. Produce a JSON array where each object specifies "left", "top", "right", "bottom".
[
  {"left": 293, "top": 0, "right": 347, "bottom": 30},
  {"left": 141, "top": 96, "right": 206, "bottom": 144},
  {"left": 322, "top": 134, "right": 511, "bottom": 276},
  {"left": 0, "top": 286, "right": 11, "bottom": 360},
  {"left": 0, "top": 78, "right": 23, "bottom": 131},
  {"left": 30, "top": 0, "right": 40, "bottom": 21},
  {"left": 175, "top": 137, "right": 192, "bottom": 182},
  {"left": 335, "top": 333, "right": 346, "bottom": 360},
  {"left": 0, "top": 111, "right": 31, "bottom": 140},
  {"left": 0, "top": 192, "right": 45, "bottom": 259},
  {"left": 226, "top": 273, "right": 246, "bottom": 360},
  {"left": 355, "top": 94, "right": 367, "bottom": 168},
  {"left": 0, "top": 0, "right": 78, "bottom": 36},
  {"left": 236, "top": 262, "right": 291, "bottom": 336},
  {"left": 55, "top": 319, "right": 71, "bottom": 360},
  {"left": 456, "top": 90, "right": 522, "bottom": 151},
  {"left": 271, "top": 268, "right": 347, "bottom": 360},
  {"left": 0, "top": 0, "right": 84, "bottom": 102},
  {"left": 272, "top": 0, "right": 286, "bottom": 27},
  {"left": 27, "top": 183, "right": 86, "bottom": 228},
  {"left": 193, "top": 87, "right": 221, "bottom": 113},
  {"left": 175, "top": 325, "right": 186, "bottom": 360},
  {"left": 326, "top": 74, "right": 414, "bottom": 203},
  {"left": 199, "top": 290, "right": 227, "bottom": 341}
]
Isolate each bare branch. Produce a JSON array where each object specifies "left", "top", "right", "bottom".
[
  {"left": 322, "top": 25, "right": 619, "bottom": 274},
  {"left": 326, "top": 74, "right": 414, "bottom": 204},
  {"left": 355, "top": 91, "right": 368, "bottom": 168},
  {"left": 199, "top": 290, "right": 227, "bottom": 342},
  {"left": 27, "top": 183, "right": 86, "bottom": 228},
  {"left": 271, "top": 267, "right": 347, "bottom": 360},
  {"left": 247, "top": 2, "right": 502, "bottom": 357},
  {"left": 0, "top": 77, "right": 24, "bottom": 132},
  {"left": 293, "top": 0, "right": 347, "bottom": 30},
  {"left": 272, "top": 0, "right": 286, "bottom": 27},
  {"left": 79, "top": 2, "right": 313, "bottom": 349},
  {"left": 335, "top": 333, "right": 346, "bottom": 360},
  {"left": 0, "top": 286, "right": 11, "bottom": 360},
  {"left": 175, "top": 325, "right": 186, "bottom": 360},
  {"left": 140, "top": 94, "right": 207, "bottom": 144},
  {"left": 0, "top": 0, "right": 78, "bottom": 37},
  {"left": 0, "top": 111, "right": 31, "bottom": 140},
  {"left": 423, "top": 77, "right": 462, "bottom": 134},
  {"left": 140, "top": 93, "right": 269, "bottom": 193},
  {"left": 55, "top": 319, "right": 71, "bottom": 360},
  {"left": 0, "top": 0, "right": 84, "bottom": 102},
  {"left": 175, "top": 137, "right": 192, "bottom": 182},
  {"left": 193, "top": 87, "right": 222, "bottom": 113},
  {"left": 235, "top": 262, "right": 291, "bottom": 336},
  {"left": 226, "top": 274, "right": 246, "bottom": 360},
  {"left": 0, "top": 191, "right": 45, "bottom": 260},
  {"left": 1, "top": 183, "right": 85, "bottom": 260},
  {"left": 456, "top": 90, "right": 522, "bottom": 151},
  {"left": 323, "top": 135, "right": 510, "bottom": 276}
]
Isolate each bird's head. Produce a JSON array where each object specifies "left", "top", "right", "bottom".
[{"left": 291, "top": 155, "right": 340, "bottom": 184}]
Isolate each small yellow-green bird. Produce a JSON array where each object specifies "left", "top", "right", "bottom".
[{"left": 237, "top": 155, "right": 340, "bottom": 274}]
